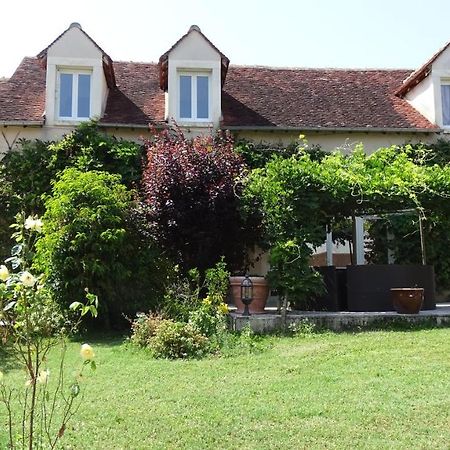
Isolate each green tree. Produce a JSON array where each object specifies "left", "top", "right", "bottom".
[{"left": 35, "top": 168, "right": 168, "bottom": 327}]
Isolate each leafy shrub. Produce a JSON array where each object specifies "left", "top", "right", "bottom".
[
  {"left": 161, "top": 268, "right": 203, "bottom": 322},
  {"left": 235, "top": 137, "right": 326, "bottom": 170},
  {"left": 161, "top": 259, "right": 230, "bottom": 329},
  {"left": 141, "top": 129, "right": 254, "bottom": 274},
  {"left": 149, "top": 320, "right": 209, "bottom": 359},
  {"left": 188, "top": 298, "right": 228, "bottom": 338},
  {"left": 129, "top": 313, "right": 209, "bottom": 359},
  {"left": 0, "top": 122, "right": 144, "bottom": 270},
  {"left": 35, "top": 168, "right": 130, "bottom": 301},
  {"left": 0, "top": 140, "right": 55, "bottom": 259},
  {"left": 48, "top": 121, "right": 143, "bottom": 187},
  {"left": 129, "top": 259, "right": 231, "bottom": 358},
  {"left": 129, "top": 313, "right": 165, "bottom": 348},
  {"left": 0, "top": 139, "right": 54, "bottom": 215}
]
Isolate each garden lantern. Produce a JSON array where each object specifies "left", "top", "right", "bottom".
[{"left": 241, "top": 275, "right": 253, "bottom": 316}]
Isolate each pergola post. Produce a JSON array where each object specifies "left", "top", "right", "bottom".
[
  {"left": 326, "top": 225, "right": 333, "bottom": 266},
  {"left": 353, "top": 216, "right": 365, "bottom": 265}
]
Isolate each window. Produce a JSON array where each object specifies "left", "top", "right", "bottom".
[
  {"left": 441, "top": 81, "right": 450, "bottom": 126},
  {"left": 179, "top": 73, "right": 210, "bottom": 120},
  {"left": 58, "top": 70, "right": 91, "bottom": 120}
]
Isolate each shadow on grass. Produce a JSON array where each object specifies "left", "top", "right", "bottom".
[
  {"left": 0, "top": 346, "right": 22, "bottom": 373},
  {"left": 0, "top": 333, "right": 127, "bottom": 374},
  {"left": 69, "top": 331, "right": 127, "bottom": 347}
]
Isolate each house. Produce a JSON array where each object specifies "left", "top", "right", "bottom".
[
  {"left": 1, "top": 23, "right": 449, "bottom": 271},
  {"left": 0, "top": 22, "right": 448, "bottom": 158}
]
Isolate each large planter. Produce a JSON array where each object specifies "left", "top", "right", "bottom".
[
  {"left": 391, "top": 288, "right": 424, "bottom": 314},
  {"left": 229, "top": 276, "right": 269, "bottom": 314}
]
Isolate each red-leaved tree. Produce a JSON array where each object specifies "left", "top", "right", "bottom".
[{"left": 141, "top": 129, "right": 252, "bottom": 274}]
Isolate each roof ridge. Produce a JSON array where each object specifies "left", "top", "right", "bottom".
[
  {"left": 229, "top": 64, "right": 414, "bottom": 72},
  {"left": 113, "top": 60, "right": 159, "bottom": 65}
]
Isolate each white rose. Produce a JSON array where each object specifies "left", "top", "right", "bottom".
[
  {"left": 0, "top": 265, "right": 9, "bottom": 282},
  {"left": 20, "top": 271, "right": 36, "bottom": 287},
  {"left": 24, "top": 216, "right": 43, "bottom": 233},
  {"left": 24, "top": 216, "right": 35, "bottom": 230},
  {"left": 80, "top": 344, "right": 95, "bottom": 361},
  {"left": 34, "top": 218, "right": 43, "bottom": 233}
]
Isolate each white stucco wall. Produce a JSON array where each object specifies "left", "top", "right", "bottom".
[
  {"left": 45, "top": 25, "right": 109, "bottom": 126},
  {"left": 406, "top": 75, "right": 435, "bottom": 124},
  {"left": 406, "top": 45, "right": 450, "bottom": 129},
  {"left": 167, "top": 28, "right": 222, "bottom": 128}
]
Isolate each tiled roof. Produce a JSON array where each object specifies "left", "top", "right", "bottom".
[
  {"left": 0, "top": 57, "right": 45, "bottom": 123},
  {"left": 101, "top": 62, "right": 165, "bottom": 126},
  {"left": 222, "top": 66, "right": 437, "bottom": 130},
  {"left": 0, "top": 58, "right": 438, "bottom": 131}
]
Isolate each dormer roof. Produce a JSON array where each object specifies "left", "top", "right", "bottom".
[
  {"left": 37, "top": 22, "right": 116, "bottom": 88},
  {"left": 395, "top": 41, "right": 450, "bottom": 97},
  {"left": 158, "top": 25, "right": 229, "bottom": 91}
]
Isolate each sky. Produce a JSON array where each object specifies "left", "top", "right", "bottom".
[{"left": 1, "top": 0, "right": 450, "bottom": 78}]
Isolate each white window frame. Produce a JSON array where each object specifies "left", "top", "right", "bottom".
[
  {"left": 441, "top": 79, "right": 450, "bottom": 128},
  {"left": 56, "top": 69, "right": 92, "bottom": 121},
  {"left": 177, "top": 71, "right": 211, "bottom": 122}
]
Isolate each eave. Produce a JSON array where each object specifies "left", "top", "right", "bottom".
[{"left": 222, "top": 125, "right": 440, "bottom": 134}]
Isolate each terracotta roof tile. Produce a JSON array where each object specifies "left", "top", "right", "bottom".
[
  {"left": 0, "top": 58, "right": 438, "bottom": 131},
  {"left": 0, "top": 57, "right": 45, "bottom": 123},
  {"left": 101, "top": 62, "right": 165, "bottom": 126},
  {"left": 222, "top": 66, "right": 437, "bottom": 130}
]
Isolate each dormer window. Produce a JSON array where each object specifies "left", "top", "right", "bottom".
[
  {"left": 57, "top": 70, "right": 92, "bottom": 120},
  {"left": 179, "top": 72, "right": 210, "bottom": 121},
  {"left": 441, "top": 81, "right": 450, "bottom": 127}
]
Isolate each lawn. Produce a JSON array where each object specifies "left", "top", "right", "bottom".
[{"left": 1, "top": 328, "right": 450, "bottom": 449}]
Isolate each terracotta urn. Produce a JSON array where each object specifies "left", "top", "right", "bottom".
[
  {"left": 391, "top": 288, "right": 424, "bottom": 314},
  {"left": 229, "top": 276, "right": 269, "bottom": 314}
]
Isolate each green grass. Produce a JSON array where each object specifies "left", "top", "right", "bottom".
[{"left": 1, "top": 328, "right": 450, "bottom": 449}]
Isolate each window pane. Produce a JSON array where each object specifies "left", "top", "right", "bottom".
[
  {"left": 59, "top": 73, "right": 73, "bottom": 117},
  {"left": 442, "top": 85, "right": 450, "bottom": 126},
  {"left": 197, "top": 76, "right": 209, "bottom": 119},
  {"left": 180, "top": 75, "right": 192, "bottom": 118},
  {"left": 78, "top": 74, "right": 91, "bottom": 118}
]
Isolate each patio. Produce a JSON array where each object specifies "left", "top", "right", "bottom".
[{"left": 229, "top": 303, "right": 450, "bottom": 333}]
